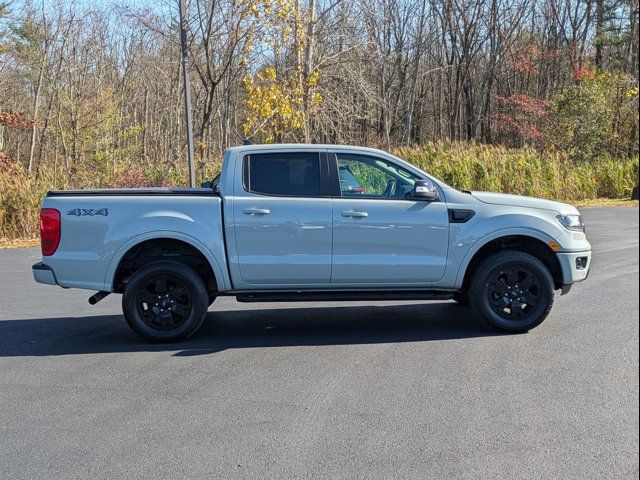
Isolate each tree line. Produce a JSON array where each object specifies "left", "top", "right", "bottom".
[{"left": 0, "top": 0, "right": 638, "bottom": 186}]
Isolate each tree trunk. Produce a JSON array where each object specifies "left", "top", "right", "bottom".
[
  {"left": 302, "top": 0, "right": 316, "bottom": 143},
  {"left": 28, "top": 59, "right": 46, "bottom": 173},
  {"left": 402, "top": 0, "right": 426, "bottom": 145},
  {"left": 595, "top": 0, "right": 605, "bottom": 69}
]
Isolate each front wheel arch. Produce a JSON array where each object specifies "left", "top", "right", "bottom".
[{"left": 458, "top": 234, "right": 563, "bottom": 293}]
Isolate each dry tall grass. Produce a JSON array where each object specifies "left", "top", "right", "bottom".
[
  {"left": 396, "top": 144, "right": 638, "bottom": 200},
  {"left": 1, "top": 143, "right": 637, "bottom": 240}
]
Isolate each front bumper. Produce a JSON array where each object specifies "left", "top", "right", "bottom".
[
  {"left": 557, "top": 250, "right": 591, "bottom": 286},
  {"left": 32, "top": 262, "right": 58, "bottom": 285}
]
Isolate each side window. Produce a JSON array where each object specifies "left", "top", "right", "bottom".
[
  {"left": 244, "top": 152, "right": 321, "bottom": 196},
  {"left": 337, "top": 153, "right": 420, "bottom": 199}
]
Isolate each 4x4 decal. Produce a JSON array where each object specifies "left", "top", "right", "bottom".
[{"left": 66, "top": 208, "right": 109, "bottom": 217}]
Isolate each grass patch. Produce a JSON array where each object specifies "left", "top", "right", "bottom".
[
  {"left": 0, "top": 237, "right": 39, "bottom": 249},
  {"left": 573, "top": 198, "right": 639, "bottom": 207}
]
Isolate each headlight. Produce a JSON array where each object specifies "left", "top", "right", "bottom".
[{"left": 557, "top": 214, "right": 585, "bottom": 232}]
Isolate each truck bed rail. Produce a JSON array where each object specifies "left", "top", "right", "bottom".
[{"left": 46, "top": 188, "right": 215, "bottom": 197}]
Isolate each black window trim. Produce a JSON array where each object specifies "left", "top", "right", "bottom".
[
  {"left": 329, "top": 151, "right": 438, "bottom": 202},
  {"left": 326, "top": 152, "right": 342, "bottom": 196},
  {"left": 242, "top": 151, "right": 331, "bottom": 198}
]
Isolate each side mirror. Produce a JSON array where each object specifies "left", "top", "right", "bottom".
[{"left": 412, "top": 179, "right": 439, "bottom": 201}]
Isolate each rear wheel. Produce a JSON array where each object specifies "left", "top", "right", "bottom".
[
  {"left": 122, "top": 261, "right": 209, "bottom": 342},
  {"left": 469, "top": 250, "right": 554, "bottom": 332}
]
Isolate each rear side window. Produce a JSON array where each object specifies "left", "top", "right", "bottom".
[{"left": 244, "top": 152, "right": 321, "bottom": 196}]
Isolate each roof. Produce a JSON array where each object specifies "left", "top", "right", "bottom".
[
  {"left": 226, "top": 143, "right": 391, "bottom": 155},
  {"left": 224, "top": 143, "right": 453, "bottom": 189}
]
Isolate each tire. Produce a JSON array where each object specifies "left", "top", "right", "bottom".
[
  {"left": 452, "top": 291, "right": 469, "bottom": 305},
  {"left": 469, "top": 250, "right": 554, "bottom": 333},
  {"left": 122, "top": 261, "right": 209, "bottom": 342}
]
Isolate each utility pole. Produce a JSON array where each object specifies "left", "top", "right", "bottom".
[{"left": 179, "top": 0, "right": 196, "bottom": 187}]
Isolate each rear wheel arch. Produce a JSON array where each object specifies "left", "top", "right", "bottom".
[
  {"left": 111, "top": 237, "right": 220, "bottom": 297},
  {"left": 458, "top": 234, "right": 563, "bottom": 292}
]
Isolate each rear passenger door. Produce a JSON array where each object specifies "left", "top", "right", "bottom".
[{"left": 231, "top": 150, "right": 333, "bottom": 287}]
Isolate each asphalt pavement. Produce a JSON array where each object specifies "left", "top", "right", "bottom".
[{"left": 0, "top": 206, "right": 638, "bottom": 479}]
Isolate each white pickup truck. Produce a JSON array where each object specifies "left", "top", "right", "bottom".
[{"left": 33, "top": 144, "right": 591, "bottom": 341}]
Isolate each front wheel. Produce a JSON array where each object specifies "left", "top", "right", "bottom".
[
  {"left": 122, "top": 261, "right": 209, "bottom": 342},
  {"left": 469, "top": 250, "right": 554, "bottom": 332}
]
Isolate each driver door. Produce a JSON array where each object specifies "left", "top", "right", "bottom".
[{"left": 330, "top": 152, "right": 449, "bottom": 285}]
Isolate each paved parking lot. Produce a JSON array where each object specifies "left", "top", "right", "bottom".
[{"left": 0, "top": 207, "right": 638, "bottom": 479}]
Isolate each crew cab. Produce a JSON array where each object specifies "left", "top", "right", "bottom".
[{"left": 33, "top": 144, "right": 591, "bottom": 341}]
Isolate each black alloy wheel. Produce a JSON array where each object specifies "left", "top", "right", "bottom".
[
  {"left": 469, "top": 250, "right": 554, "bottom": 332},
  {"left": 486, "top": 266, "right": 542, "bottom": 321},
  {"left": 122, "top": 261, "right": 209, "bottom": 342},
  {"left": 135, "top": 274, "right": 193, "bottom": 331}
]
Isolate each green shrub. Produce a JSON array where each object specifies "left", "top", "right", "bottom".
[{"left": 546, "top": 72, "right": 639, "bottom": 161}]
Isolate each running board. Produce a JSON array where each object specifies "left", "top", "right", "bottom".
[{"left": 234, "top": 290, "right": 455, "bottom": 303}]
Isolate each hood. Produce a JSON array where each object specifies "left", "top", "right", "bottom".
[{"left": 471, "top": 191, "right": 578, "bottom": 214}]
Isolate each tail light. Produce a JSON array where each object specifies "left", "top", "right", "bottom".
[{"left": 40, "top": 208, "right": 61, "bottom": 256}]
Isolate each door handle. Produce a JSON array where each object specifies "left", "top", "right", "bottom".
[
  {"left": 341, "top": 209, "right": 368, "bottom": 218},
  {"left": 243, "top": 208, "right": 270, "bottom": 215}
]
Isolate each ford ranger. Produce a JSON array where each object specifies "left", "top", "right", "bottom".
[{"left": 33, "top": 144, "right": 591, "bottom": 341}]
